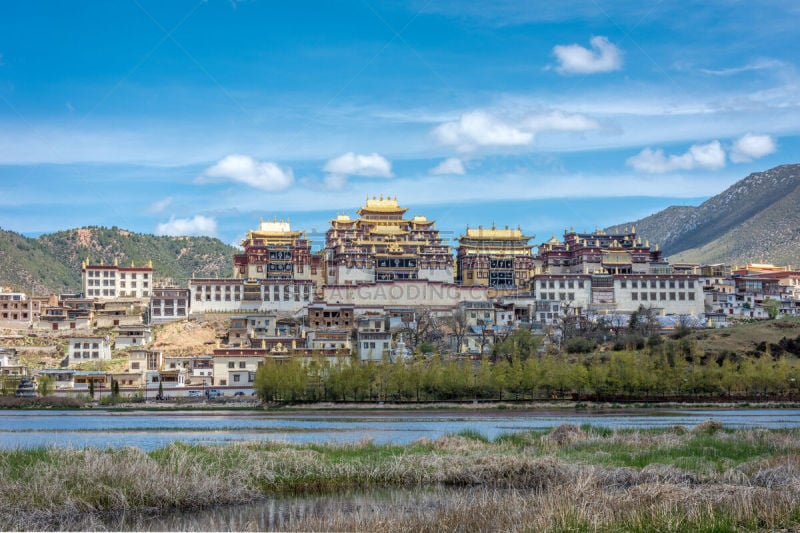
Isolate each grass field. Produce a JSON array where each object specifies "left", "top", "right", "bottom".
[{"left": 1, "top": 422, "right": 800, "bottom": 531}]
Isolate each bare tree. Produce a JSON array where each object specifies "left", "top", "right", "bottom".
[
  {"left": 400, "top": 307, "right": 443, "bottom": 351},
  {"left": 629, "top": 305, "right": 659, "bottom": 337},
  {"left": 446, "top": 307, "right": 469, "bottom": 355}
]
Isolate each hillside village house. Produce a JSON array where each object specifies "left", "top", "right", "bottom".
[
  {"left": 356, "top": 315, "right": 391, "bottom": 362},
  {"left": 67, "top": 336, "right": 112, "bottom": 365},
  {"left": 0, "top": 348, "right": 26, "bottom": 377},
  {"left": 113, "top": 325, "right": 152, "bottom": 348},
  {"left": 308, "top": 303, "right": 354, "bottom": 329},
  {"left": 149, "top": 287, "right": 190, "bottom": 323},
  {"left": 82, "top": 259, "right": 153, "bottom": 299},
  {"left": 0, "top": 290, "right": 43, "bottom": 326}
]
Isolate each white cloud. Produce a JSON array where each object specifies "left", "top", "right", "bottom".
[
  {"left": 433, "top": 109, "right": 599, "bottom": 151},
  {"left": 730, "top": 133, "right": 777, "bottom": 162},
  {"left": 523, "top": 110, "right": 600, "bottom": 132},
  {"left": 147, "top": 196, "right": 173, "bottom": 214},
  {"left": 323, "top": 152, "right": 393, "bottom": 178},
  {"left": 552, "top": 36, "right": 623, "bottom": 74},
  {"left": 626, "top": 141, "right": 726, "bottom": 173},
  {"left": 199, "top": 154, "right": 294, "bottom": 191},
  {"left": 155, "top": 215, "right": 217, "bottom": 237},
  {"left": 324, "top": 173, "right": 349, "bottom": 190},
  {"left": 700, "top": 58, "right": 784, "bottom": 76},
  {"left": 433, "top": 111, "right": 532, "bottom": 151},
  {"left": 430, "top": 157, "right": 466, "bottom": 175}
]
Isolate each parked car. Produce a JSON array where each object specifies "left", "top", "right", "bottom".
[
  {"left": 233, "top": 391, "right": 245, "bottom": 396},
  {"left": 188, "top": 390, "right": 202, "bottom": 398}
]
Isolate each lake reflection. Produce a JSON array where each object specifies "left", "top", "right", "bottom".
[
  {"left": 1, "top": 408, "right": 800, "bottom": 450},
  {"left": 108, "top": 486, "right": 471, "bottom": 532}
]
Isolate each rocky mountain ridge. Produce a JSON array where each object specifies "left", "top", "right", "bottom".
[{"left": 608, "top": 164, "right": 800, "bottom": 266}]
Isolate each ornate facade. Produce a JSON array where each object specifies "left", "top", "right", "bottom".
[
  {"left": 456, "top": 225, "right": 534, "bottom": 288},
  {"left": 535, "top": 227, "right": 667, "bottom": 275},
  {"left": 324, "top": 196, "right": 453, "bottom": 285},
  {"left": 233, "top": 219, "right": 312, "bottom": 281}
]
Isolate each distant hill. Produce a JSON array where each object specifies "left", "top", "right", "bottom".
[
  {"left": 608, "top": 164, "right": 800, "bottom": 267},
  {"left": 0, "top": 226, "right": 238, "bottom": 295}
]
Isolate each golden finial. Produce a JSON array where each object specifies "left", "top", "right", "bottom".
[
  {"left": 148, "top": 259, "right": 153, "bottom": 268},
  {"left": 262, "top": 339, "right": 266, "bottom": 349},
  {"left": 131, "top": 260, "right": 135, "bottom": 268},
  {"left": 113, "top": 258, "right": 118, "bottom": 266}
]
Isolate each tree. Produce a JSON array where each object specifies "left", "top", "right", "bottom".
[
  {"left": 37, "top": 375, "right": 54, "bottom": 397},
  {"left": 157, "top": 380, "right": 163, "bottom": 400},
  {"left": 401, "top": 308, "right": 444, "bottom": 352},
  {"left": 492, "top": 328, "right": 542, "bottom": 363},
  {"left": 447, "top": 307, "right": 469, "bottom": 355},
  {"left": 604, "top": 314, "right": 628, "bottom": 339},
  {"left": 89, "top": 379, "right": 95, "bottom": 399},
  {"left": 763, "top": 298, "right": 780, "bottom": 320},
  {"left": 629, "top": 305, "right": 660, "bottom": 337}
]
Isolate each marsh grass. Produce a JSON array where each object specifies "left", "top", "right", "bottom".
[
  {"left": 450, "top": 428, "right": 490, "bottom": 442},
  {"left": 2, "top": 423, "right": 800, "bottom": 530}
]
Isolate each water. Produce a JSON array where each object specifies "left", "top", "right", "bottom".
[
  {"left": 1, "top": 407, "right": 799, "bottom": 450},
  {"left": 107, "top": 487, "right": 462, "bottom": 532}
]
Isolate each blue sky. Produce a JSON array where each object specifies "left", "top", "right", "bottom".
[{"left": 1, "top": 0, "right": 797, "bottom": 251}]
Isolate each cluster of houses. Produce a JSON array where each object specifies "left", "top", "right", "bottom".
[{"left": 2, "top": 196, "right": 800, "bottom": 399}]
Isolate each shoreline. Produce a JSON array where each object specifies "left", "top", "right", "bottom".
[{"left": 4, "top": 398, "right": 800, "bottom": 412}]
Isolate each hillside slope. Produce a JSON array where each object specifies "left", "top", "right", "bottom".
[
  {"left": 0, "top": 227, "right": 238, "bottom": 294},
  {"left": 608, "top": 164, "right": 800, "bottom": 266},
  {"left": 0, "top": 229, "right": 77, "bottom": 295}
]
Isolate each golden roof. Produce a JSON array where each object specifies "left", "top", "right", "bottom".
[
  {"left": 464, "top": 226, "right": 526, "bottom": 239},
  {"left": 359, "top": 195, "right": 408, "bottom": 213},
  {"left": 249, "top": 219, "right": 301, "bottom": 238}
]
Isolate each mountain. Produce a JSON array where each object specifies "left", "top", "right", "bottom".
[
  {"left": 0, "top": 226, "right": 238, "bottom": 294},
  {"left": 607, "top": 164, "right": 800, "bottom": 267}
]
